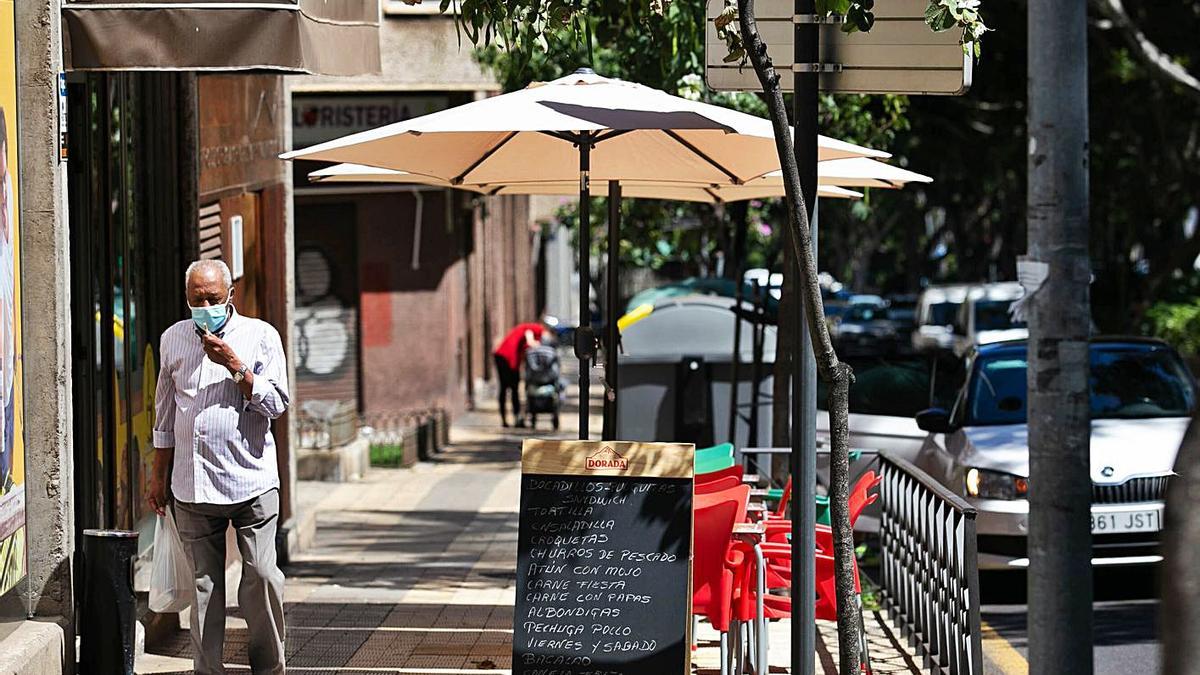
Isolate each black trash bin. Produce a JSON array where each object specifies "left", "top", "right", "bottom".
[{"left": 80, "top": 529, "right": 139, "bottom": 675}]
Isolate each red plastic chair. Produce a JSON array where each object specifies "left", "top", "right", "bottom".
[
  {"left": 733, "top": 544, "right": 870, "bottom": 672},
  {"left": 696, "top": 475, "right": 743, "bottom": 495},
  {"left": 764, "top": 470, "right": 881, "bottom": 550},
  {"left": 692, "top": 485, "right": 750, "bottom": 675},
  {"left": 696, "top": 464, "right": 743, "bottom": 485},
  {"left": 772, "top": 476, "right": 792, "bottom": 519}
]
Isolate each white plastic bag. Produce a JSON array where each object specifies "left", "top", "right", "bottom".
[{"left": 148, "top": 507, "right": 194, "bottom": 613}]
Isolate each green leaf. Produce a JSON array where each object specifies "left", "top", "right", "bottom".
[{"left": 849, "top": 7, "right": 874, "bottom": 32}]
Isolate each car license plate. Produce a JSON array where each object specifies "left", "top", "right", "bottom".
[{"left": 1090, "top": 510, "right": 1161, "bottom": 534}]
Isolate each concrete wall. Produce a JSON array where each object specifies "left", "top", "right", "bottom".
[
  {"left": 279, "top": 90, "right": 299, "bottom": 559},
  {"left": 0, "top": 620, "right": 65, "bottom": 675},
  {"left": 11, "top": 1, "right": 73, "bottom": 672},
  {"left": 290, "top": 15, "right": 498, "bottom": 92}
]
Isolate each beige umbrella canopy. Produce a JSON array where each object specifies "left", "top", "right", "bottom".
[
  {"left": 307, "top": 163, "right": 867, "bottom": 201},
  {"left": 307, "top": 155, "right": 934, "bottom": 201},
  {"left": 282, "top": 69, "right": 887, "bottom": 186}
]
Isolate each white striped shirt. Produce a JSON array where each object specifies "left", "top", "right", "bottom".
[{"left": 152, "top": 307, "right": 290, "bottom": 505}]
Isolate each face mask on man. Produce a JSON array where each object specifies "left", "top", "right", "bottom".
[{"left": 189, "top": 291, "right": 232, "bottom": 334}]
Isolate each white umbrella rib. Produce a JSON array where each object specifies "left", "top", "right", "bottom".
[
  {"left": 662, "top": 129, "right": 743, "bottom": 185},
  {"left": 452, "top": 130, "right": 519, "bottom": 184}
]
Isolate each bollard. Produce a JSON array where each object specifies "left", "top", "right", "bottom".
[
  {"left": 416, "top": 419, "right": 430, "bottom": 461},
  {"left": 439, "top": 409, "right": 450, "bottom": 447},
  {"left": 80, "top": 529, "right": 140, "bottom": 675},
  {"left": 428, "top": 410, "right": 441, "bottom": 454}
]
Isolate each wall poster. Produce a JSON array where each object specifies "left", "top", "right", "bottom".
[{"left": 0, "top": 0, "right": 26, "bottom": 599}]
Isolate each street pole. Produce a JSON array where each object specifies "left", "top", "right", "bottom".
[
  {"left": 792, "top": 2, "right": 818, "bottom": 674},
  {"left": 728, "top": 206, "right": 748, "bottom": 445},
  {"left": 1027, "top": 1, "right": 1092, "bottom": 673},
  {"left": 602, "top": 180, "right": 621, "bottom": 440}
]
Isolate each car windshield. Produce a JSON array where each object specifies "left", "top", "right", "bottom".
[
  {"left": 974, "top": 300, "right": 1026, "bottom": 331},
  {"left": 844, "top": 305, "right": 883, "bottom": 322},
  {"left": 967, "top": 343, "right": 1197, "bottom": 425},
  {"left": 928, "top": 302, "right": 959, "bottom": 326},
  {"left": 819, "top": 354, "right": 964, "bottom": 417}
]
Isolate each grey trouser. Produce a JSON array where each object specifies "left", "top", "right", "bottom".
[{"left": 174, "top": 489, "right": 286, "bottom": 675}]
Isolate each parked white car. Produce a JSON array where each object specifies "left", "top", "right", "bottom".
[
  {"left": 912, "top": 337, "right": 1197, "bottom": 569},
  {"left": 911, "top": 284, "right": 971, "bottom": 353},
  {"left": 951, "top": 282, "right": 1028, "bottom": 356}
]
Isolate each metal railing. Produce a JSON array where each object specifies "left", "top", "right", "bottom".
[{"left": 877, "top": 452, "right": 982, "bottom": 675}]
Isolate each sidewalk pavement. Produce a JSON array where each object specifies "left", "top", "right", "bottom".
[{"left": 137, "top": 375, "right": 922, "bottom": 674}]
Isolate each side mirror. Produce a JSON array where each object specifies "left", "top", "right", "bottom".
[{"left": 916, "top": 407, "right": 955, "bottom": 434}]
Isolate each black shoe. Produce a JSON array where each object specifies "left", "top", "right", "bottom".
[
  {"left": 515, "top": 419, "right": 527, "bottom": 428},
  {"left": 500, "top": 419, "right": 510, "bottom": 428}
]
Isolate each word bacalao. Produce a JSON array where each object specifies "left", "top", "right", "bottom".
[{"left": 586, "top": 447, "right": 628, "bottom": 470}]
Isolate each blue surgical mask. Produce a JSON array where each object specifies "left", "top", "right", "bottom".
[{"left": 189, "top": 293, "right": 231, "bottom": 333}]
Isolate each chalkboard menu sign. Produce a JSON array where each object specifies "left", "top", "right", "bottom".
[{"left": 514, "top": 440, "right": 695, "bottom": 675}]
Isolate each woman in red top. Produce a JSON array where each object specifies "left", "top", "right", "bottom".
[{"left": 492, "top": 321, "right": 547, "bottom": 427}]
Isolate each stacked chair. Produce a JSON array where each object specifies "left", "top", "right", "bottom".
[{"left": 689, "top": 443, "right": 881, "bottom": 675}]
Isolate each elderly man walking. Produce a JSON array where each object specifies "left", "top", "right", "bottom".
[{"left": 147, "top": 259, "right": 290, "bottom": 675}]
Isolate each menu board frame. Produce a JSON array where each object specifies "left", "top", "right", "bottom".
[{"left": 515, "top": 439, "right": 695, "bottom": 675}]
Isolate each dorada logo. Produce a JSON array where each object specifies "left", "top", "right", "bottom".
[{"left": 586, "top": 446, "right": 628, "bottom": 470}]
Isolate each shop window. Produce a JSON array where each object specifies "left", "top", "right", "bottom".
[{"left": 67, "top": 72, "right": 187, "bottom": 558}]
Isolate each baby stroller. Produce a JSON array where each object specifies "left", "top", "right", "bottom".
[{"left": 524, "top": 341, "right": 563, "bottom": 430}]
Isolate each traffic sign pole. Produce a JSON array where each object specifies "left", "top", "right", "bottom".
[{"left": 792, "top": 3, "right": 818, "bottom": 675}]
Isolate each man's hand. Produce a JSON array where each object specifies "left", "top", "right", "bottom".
[
  {"left": 201, "top": 332, "right": 243, "bottom": 373},
  {"left": 147, "top": 472, "right": 167, "bottom": 516},
  {"left": 148, "top": 447, "right": 173, "bottom": 516}
]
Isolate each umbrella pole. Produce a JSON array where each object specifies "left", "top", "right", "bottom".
[
  {"left": 575, "top": 136, "right": 594, "bottom": 440},
  {"left": 728, "top": 204, "right": 747, "bottom": 446},
  {"left": 602, "top": 180, "right": 622, "bottom": 441}
]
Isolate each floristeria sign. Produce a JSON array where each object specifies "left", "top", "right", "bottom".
[
  {"left": 514, "top": 440, "right": 695, "bottom": 675},
  {"left": 291, "top": 94, "right": 449, "bottom": 149}
]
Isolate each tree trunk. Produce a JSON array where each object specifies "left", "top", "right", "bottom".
[
  {"left": 737, "top": 3, "right": 860, "bottom": 672},
  {"left": 1027, "top": 0, "right": 1093, "bottom": 672},
  {"left": 1163, "top": 412, "right": 1200, "bottom": 675}
]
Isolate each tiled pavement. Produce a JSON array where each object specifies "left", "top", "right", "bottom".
[{"left": 137, "top": 382, "right": 922, "bottom": 674}]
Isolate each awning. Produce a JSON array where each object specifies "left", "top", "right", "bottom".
[{"left": 63, "top": 1, "right": 381, "bottom": 75}]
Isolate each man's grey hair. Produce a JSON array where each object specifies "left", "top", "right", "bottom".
[{"left": 185, "top": 259, "right": 233, "bottom": 291}]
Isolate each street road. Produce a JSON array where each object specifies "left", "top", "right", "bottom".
[{"left": 979, "top": 568, "right": 1160, "bottom": 674}]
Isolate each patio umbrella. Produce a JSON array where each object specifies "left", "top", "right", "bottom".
[
  {"left": 307, "top": 162, "right": 868, "bottom": 201},
  {"left": 283, "top": 68, "right": 888, "bottom": 440}
]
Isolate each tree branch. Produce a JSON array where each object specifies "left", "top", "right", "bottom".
[
  {"left": 734, "top": 0, "right": 839, "bottom": 379},
  {"left": 737, "top": 3, "right": 861, "bottom": 673},
  {"left": 1091, "top": 0, "right": 1200, "bottom": 104}
]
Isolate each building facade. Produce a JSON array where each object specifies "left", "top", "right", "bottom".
[
  {"left": 1, "top": 3, "right": 381, "bottom": 672},
  {"left": 289, "top": 2, "right": 542, "bottom": 425}
]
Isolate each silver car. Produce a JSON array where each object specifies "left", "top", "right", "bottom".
[{"left": 912, "top": 337, "right": 1197, "bottom": 569}]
